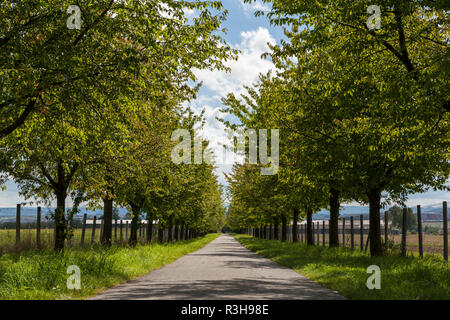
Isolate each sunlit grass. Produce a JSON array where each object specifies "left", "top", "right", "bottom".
[
  {"left": 234, "top": 234, "right": 450, "bottom": 300},
  {"left": 0, "top": 233, "right": 219, "bottom": 300}
]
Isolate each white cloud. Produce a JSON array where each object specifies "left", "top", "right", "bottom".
[
  {"left": 189, "top": 27, "right": 277, "bottom": 182},
  {"left": 194, "top": 27, "right": 276, "bottom": 98},
  {"left": 238, "top": 0, "right": 271, "bottom": 17}
]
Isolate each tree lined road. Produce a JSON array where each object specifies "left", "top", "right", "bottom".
[{"left": 92, "top": 234, "right": 345, "bottom": 300}]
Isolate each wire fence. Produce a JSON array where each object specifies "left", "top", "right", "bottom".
[
  {"left": 0, "top": 207, "right": 195, "bottom": 254},
  {"left": 245, "top": 201, "right": 449, "bottom": 260}
]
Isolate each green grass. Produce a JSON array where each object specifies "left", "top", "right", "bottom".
[
  {"left": 0, "top": 233, "right": 219, "bottom": 300},
  {"left": 234, "top": 234, "right": 450, "bottom": 300}
]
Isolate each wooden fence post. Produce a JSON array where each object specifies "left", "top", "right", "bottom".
[
  {"left": 36, "top": 207, "right": 41, "bottom": 249},
  {"left": 417, "top": 205, "right": 423, "bottom": 258},
  {"left": 120, "top": 220, "right": 123, "bottom": 243},
  {"left": 126, "top": 221, "right": 129, "bottom": 240},
  {"left": 80, "top": 214, "right": 87, "bottom": 246},
  {"left": 401, "top": 208, "right": 407, "bottom": 257},
  {"left": 360, "top": 215, "right": 364, "bottom": 251},
  {"left": 114, "top": 219, "right": 118, "bottom": 242},
  {"left": 316, "top": 222, "right": 320, "bottom": 245},
  {"left": 384, "top": 211, "right": 389, "bottom": 245},
  {"left": 100, "top": 218, "right": 104, "bottom": 241},
  {"left": 91, "top": 216, "right": 97, "bottom": 245},
  {"left": 350, "top": 216, "right": 354, "bottom": 250},
  {"left": 365, "top": 234, "right": 370, "bottom": 253},
  {"left": 342, "top": 218, "right": 345, "bottom": 248},
  {"left": 443, "top": 201, "right": 448, "bottom": 262},
  {"left": 16, "top": 204, "right": 21, "bottom": 245},
  {"left": 322, "top": 220, "right": 325, "bottom": 247},
  {"left": 311, "top": 222, "right": 314, "bottom": 245}
]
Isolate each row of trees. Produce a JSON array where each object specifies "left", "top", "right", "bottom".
[
  {"left": 224, "top": 0, "right": 449, "bottom": 256},
  {"left": 0, "top": 1, "right": 235, "bottom": 250}
]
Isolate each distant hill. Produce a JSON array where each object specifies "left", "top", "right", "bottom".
[
  {"left": 0, "top": 203, "right": 446, "bottom": 224},
  {"left": 312, "top": 204, "right": 445, "bottom": 221}
]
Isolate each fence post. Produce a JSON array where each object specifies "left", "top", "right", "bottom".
[
  {"left": 322, "top": 220, "right": 326, "bottom": 246},
  {"left": 316, "top": 222, "right": 320, "bottom": 245},
  {"left": 100, "top": 218, "right": 104, "bottom": 241},
  {"left": 126, "top": 221, "right": 129, "bottom": 240},
  {"left": 80, "top": 214, "right": 87, "bottom": 246},
  {"left": 120, "top": 220, "right": 123, "bottom": 243},
  {"left": 311, "top": 222, "right": 314, "bottom": 245},
  {"left": 384, "top": 211, "right": 389, "bottom": 245},
  {"left": 417, "top": 205, "right": 423, "bottom": 258},
  {"left": 401, "top": 208, "right": 407, "bottom": 257},
  {"left": 342, "top": 218, "right": 345, "bottom": 248},
  {"left": 350, "top": 216, "right": 354, "bottom": 250},
  {"left": 114, "top": 219, "right": 118, "bottom": 242},
  {"left": 16, "top": 204, "right": 21, "bottom": 245},
  {"left": 36, "top": 207, "right": 41, "bottom": 249},
  {"left": 91, "top": 216, "right": 97, "bottom": 245},
  {"left": 360, "top": 215, "right": 364, "bottom": 251},
  {"left": 365, "top": 233, "right": 370, "bottom": 253},
  {"left": 444, "top": 201, "right": 448, "bottom": 262}
]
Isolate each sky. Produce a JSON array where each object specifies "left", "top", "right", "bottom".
[{"left": 0, "top": 0, "right": 448, "bottom": 208}]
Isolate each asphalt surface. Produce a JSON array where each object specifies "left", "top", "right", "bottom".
[{"left": 92, "top": 234, "right": 346, "bottom": 300}]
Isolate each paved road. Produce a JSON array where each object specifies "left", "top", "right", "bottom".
[{"left": 92, "top": 234, "right": 345, "bottom": 300}]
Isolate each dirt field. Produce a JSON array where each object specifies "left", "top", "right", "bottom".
[{"left": 299, "top": 233, "right": 446, "bottom": 256}]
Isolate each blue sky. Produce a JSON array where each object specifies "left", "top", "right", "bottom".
[{"left": 0, "top": 1, "right": 448, "bottom": 208}]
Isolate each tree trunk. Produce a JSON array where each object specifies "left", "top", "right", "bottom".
[
  {"left": 367, "top": 189, "right": 383, "bottom": 256},
  {"left": 128, "top": 205, "right": 140, "bottom": 246},
  {"left": 174, "top": 224, "right": 179, "bottom": 241},
  {"left": 281, "top": 215, "right": 287, "bottom": 242},
  {"left": 54, "top": 188, "right": 66, "bottom": 250},
  {"left": 263, "top": 225, "right": 267, "bottom": 239},
  {"left": 292, "top": 208, "right": 299, "bottom": 243},
  {"left": 180, "top": 224, "right": 185, "bottom": 240},
  {"left": 274, "top": 218, "right": 279, "bottom": 240},
  {"left": 329, "top": 188, "right": 340, "bottom": 247},
  {"left": 101, "top": 197, "right": 113, "bottom": 246},
  {"left": 146, "top": 212, "right": 153, "bottom": 243},
  {"left": 269, "top": 224, "right": 272, "bottom": 240},
  {"left": 168, "top": 222, "right": 173, "bottom": 242},
  {"left": 306, "top": 208, "right": 313, "bottom": 245},
  {"left": 158, "top": 225, "right": 164, "bottom": 243}
]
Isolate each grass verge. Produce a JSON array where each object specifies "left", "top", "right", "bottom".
[
  {"left": 0, "top": 233, "right": 219, "bottom": 300},
  {"left": 234, "top": 234, "right": 450, "bottom": 300}
]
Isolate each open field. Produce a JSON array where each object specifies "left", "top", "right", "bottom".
[
  {"left": 338, "top": 234, "right": 446, "bottom": 255},
  {"left": 0, "top": 233, "right": 219, "bottom": 300},
  {"left": 0, "top": 227, "right": 158, "bottom": 253},
  {"left": 295, "top": 233, "right": 447, "bottom": 256},
  {"left": 234, "top": 234, "right": 450, "bottom": 300}
]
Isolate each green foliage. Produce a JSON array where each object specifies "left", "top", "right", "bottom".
[
  {"left": 223, "top": 0, "right": 449, "bottom": 256},
  {"left": 386, "top": 205, "right": 417, "bottom": 231},
  {"left": 0, "top": 1, "right": 233, "bottom": 249}
]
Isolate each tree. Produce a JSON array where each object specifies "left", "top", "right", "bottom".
[
  {"left": 386, "top": 206, "right": 417, "bottom": 231},
  {"left": 0, "top": 1, "right": 237, "bottom": 250},
  {"left": 240, "top": 0, "right": 449, "bottom": 255},
  {"left": 0, "top": 0, "right": 236, "bottom": 138}
]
